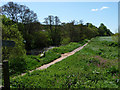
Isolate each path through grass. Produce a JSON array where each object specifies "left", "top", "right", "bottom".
[{"left": 10, "top": 37, "right": 119, "bottom": 88}]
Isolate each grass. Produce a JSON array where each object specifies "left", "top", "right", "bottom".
[
  {"left": 10, "top": 36, "right": 119, "bottom": 88},
  {"left": 98, "top": 36, "right": 114, "bottom": 41},
  {"left": 9, "top": 41, "right": 86, "bottom": 77}
]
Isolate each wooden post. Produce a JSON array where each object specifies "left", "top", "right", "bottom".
[
  {"left": 0, "top": 63, "right": 2, "bottom": 89},
  {"left": 2, "top": 40, "right": 15, "bottom": 89},
  {"left": 3, "top": 60, "right": 10, "bottom": 89}
]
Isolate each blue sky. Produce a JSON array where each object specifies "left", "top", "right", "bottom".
[{"left": 0, "top": 2, "right": 118, "bottom": 33}]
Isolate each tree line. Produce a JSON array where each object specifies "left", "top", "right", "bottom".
[{"left": 0, "top": 2, "right": 113, "bottom": 60}]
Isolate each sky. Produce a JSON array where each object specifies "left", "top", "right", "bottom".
[{"left": 0, "top": 1, "right": 118, "bottom": 33}]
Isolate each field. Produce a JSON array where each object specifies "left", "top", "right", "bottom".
[{"left": 10, "top": 36, "right": 119, "bottom": 88}]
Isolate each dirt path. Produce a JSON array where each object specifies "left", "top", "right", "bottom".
[{"left": 15, "top": 42, "right": 89, "bottom": 77}]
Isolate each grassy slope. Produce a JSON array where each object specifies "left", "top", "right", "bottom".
[
  {"left": 10, "top": 37, "right": 119, "bottom": 88},
  {"left": 10, "top": 41, "right": 87, "bottom": 77}
]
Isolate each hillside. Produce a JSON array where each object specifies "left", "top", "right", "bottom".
[{"left": 10, "top": 36, "right": 119, "bottom": 88}]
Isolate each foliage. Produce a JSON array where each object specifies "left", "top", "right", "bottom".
[
  {"left": 47, "top": 42, "right": 82, "bottom": 54},
  {"left": 60, "top": 37, "right": 71, "bottom": 45},
  {"left": 1, "top": 2, "right": 38, "bottom": 24},
  {"left": 9, "top": 42, "right": 84, "bottom": 77},
  {"left": 1, "top": 2, "right": 116, "bottom": 88},
  {"left": 1, "top": 2, "right": 40, "bottom": 50},
  {"left": 9, "top": 56, "right": 27, "bottom": 76},
  {"left": 43, "top": 15, "right": 61, "bottom": 46},
  {"left": 1, "top": 2, "right": 113, "bottom": 51},
  {"left": 98, "top": 23, "right": 113, "bottom": 36},
  {"left": 31, "top": 31, "right": 50, "bottom": 49},
  {"left": 2, "top": 15, "right": 26, "bottom": 78},
  {"left": 10, "top": 37, "right": 119, "bottom": 88},
  {"left": 2, "top": 15, "right": 26, "bottom": 60},
  {"left": 60, "top": 22, "right": 112, "bottom": 44}
]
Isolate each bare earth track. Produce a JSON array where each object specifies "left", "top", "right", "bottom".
[{"left": 15, "top": 42, "right": 89, "bottom": 77}]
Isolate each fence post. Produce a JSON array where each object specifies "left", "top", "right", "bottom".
[
  {"left": 0, "top": 63, "right": 2, "bottom": 89},
  {"left": 3, "top": 60, "right": 10, "bottom": 89}
]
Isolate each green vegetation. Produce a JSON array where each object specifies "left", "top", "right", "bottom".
[
  {"left": 1, "top": 2, "right": 117, "bottom": 88},
  {"left": 9, "top": 42, "right": 84, "bottom": 77},
  {"left": 10, "top": 37, "right": 119, "bottom": 88},
  {"left": 2, "top": 15, "right": 26, "bottom": 60},
  {"left": 1, "top": 2, "right": 113, "bottom": 51},
  {"left": 112, "top": 33, "right": 119, "bottom": 42}
]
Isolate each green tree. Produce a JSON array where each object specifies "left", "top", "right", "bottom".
[
  {"left": 1, "top": 2, "right": 40, "bottom": 50},
  {"left": 31, "top": 31, "right": 50, "bottom": 49},
  {"left": 2, "top": 15, "right": 27, "bottom": 75},
  {"left": 44, "top": 15, "right": 61, "bottom": 46},
  {"left": 1, "top": 2, "right": 38, "bottom": 24},
  {"left": 2, "top": 15, "right": 26, "bottom": 60},
  {"left": 87, "top": 23, "right": 99, "bottom": 37},
  {"left": 98, "top": 23, "right": 112, "bottom": 36}
]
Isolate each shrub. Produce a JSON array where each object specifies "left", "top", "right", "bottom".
[
  {"left": 9, "top": 56, "right": 27, "bottom": 75},
  {"left": 61, "top": 37, "right": 70, "bottom": 45}
]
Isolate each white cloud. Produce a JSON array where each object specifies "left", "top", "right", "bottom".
[
  {"left": 100, "top": 6, "right": 109, "bottom": 10},
  {"left": 91, "top": 9, "right": 98, "bottom": 11},
  {"left": 91, "top": 6, "right": 109, "bottom": 12}
]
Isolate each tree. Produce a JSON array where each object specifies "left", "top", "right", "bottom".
[
  {"left": 2, "top": 15, "right": 26, "bottom": 60},
  {"left": 1, "top": 2, "right": 41, "bottom": 50},
  {"left": 1, "top": 2, "right": 38, "bottom": 24},
  {"left": 79, "top": 20, "right": 83, "bottom": 25},
  {"left": 2, "top": 15, "right": 28, "bottom": 75},
  {"left": 54, "top": 16, "right": 61, "bottom": 45},
  {"left": 69, "top": 21, "right": 75, "bottom": 42},
  {"left": 98, "top": 23, "right": 106, "bottom": 36},
  {"left": 55, "top": 16, "right": 60, "bottom": 31},
  {"left": 87, "top": 23, "right": 99, "bottom": 37},
  {"left": 98, "top": 23, "right": 113, "bottom": 36},
  {"left": 44, "top": 15, "right": 61, "bottom": 45},
  {"left": 32, "top": 31, "right": 50, "bottom": 49}
]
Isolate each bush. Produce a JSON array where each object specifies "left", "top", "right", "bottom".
[
  {"left": 9, "top": 56, "right": 27, "bottom": 75},
  {"left": 61, "top": 37, "right": 70, "bottom": 45}
]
